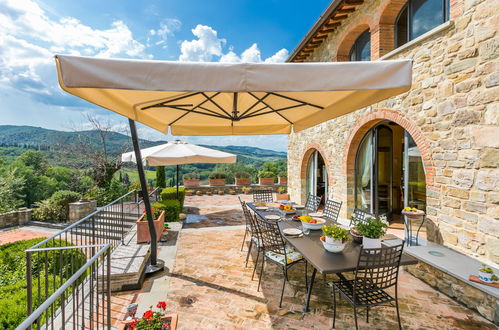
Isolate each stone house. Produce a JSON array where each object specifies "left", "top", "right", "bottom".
[{"left": 286, "top": 0, "right": 498, "bottom": 266}]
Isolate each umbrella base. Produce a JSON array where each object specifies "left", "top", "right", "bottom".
[{"left": 145, "top": 259, "right": 165, "bottom": 275}]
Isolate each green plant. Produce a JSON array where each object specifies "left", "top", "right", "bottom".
[
  {"left": 0, "top": 168, "right": 25, "bottom": 213},
  {"left": 32, "top": 190, "right": 81, "bottom": 222},
  {"left": 160, "top": 187, "right": 185, "bottom": 208},
  {"left": 154, "top": 199, "right": 181, "bottom": 222},
  {"left": 322, "top": 225, "right": 350, "bottom": 241},
  {"left": 183, "top": 173, "right": 199, "bottom": 180},
  {"left": 278, "top": 170, "right": 287, "bottom": 178},
  {"left": 142, "top": 204, "right": 162, "bottom": 221},
  {"left": 241, "top": 186, "right": 250, "bottom": 192},
  {"left": 86, "top": 179, "right": 128, "bottom": 206},
  {"left": 479, "top": 265, "right": 493, "bottom": 273},
  {"left": 234, "top": 171, "right": 250, "bottom": 179},
  {"left": 209, "top": 172, "right": 226, "bottom": 179},
  {"left": 126, "top": 301, "right": 170, "bottom": 329},
  {"left": 156, "top": 166, "right": 166, "bottom": 188},
  {"left": 258, "top": 171, "right": 275, "bottom": 178},
  {"left": 355, "top": 217, "right": 388, "bottom": 239},
  {"left": 277, "top": 186, "right": 286, "bottom": 193}
]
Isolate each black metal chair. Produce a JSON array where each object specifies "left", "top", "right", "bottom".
[
  {"left": 350, "top": 208, "right": 376, "bottom": 226},
  {"left": 305, "top": 194, "right": 322, "bottom": 212},
  {"left": 253, "top": 189, "right": 274, "bottom": 203},
  {"left": 239, "top": 201, "right": 264, "bottom": 275},
  {"left": 254, "top": 213, "right": 307, "bottom": 307},
  {"left": 238, "top": 197, "right": 252, "bottom": 251},
  {"left": 323, "top": 199, "right": 342, "bottom": 223},
  {"left": 331, "top": 243, "right": 405, "bottom": 330}
]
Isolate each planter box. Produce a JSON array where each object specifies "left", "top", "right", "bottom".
[
  {"left": 209, "top": 179, "right": 226, "bottom": 186},
  {"left": 119, "top": 313, "right": 178, "bottom": 330},
  {"left": 276, "top": 193, "right": 289, "bottom": 200},
  {"left": 259, "top": 177, "right": 274, "bottom": 185},
  {"left": 136, "top": 211, "right": 165, "bottom": 244},
  {"left": 235, "top": 178, "right": 251, "bottom": 185},
  {"left": 278, "top": 177, "right": 287, "bottom": 185},
  {"left": 184, "top": 179, "right": 200, "bottom": 188}
]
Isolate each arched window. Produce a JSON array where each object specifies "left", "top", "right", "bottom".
[
  {"left": 349, "top": 30, "right": 371, "bottom": 61},
  {"left": 395, "top": 0, "right": 450, "bottom": 48}
]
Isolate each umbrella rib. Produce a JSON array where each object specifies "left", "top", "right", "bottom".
[
  {"left": 201, "top": 92, "right": 233, "bottom": 118},
  {"left": 243, "top": 105, "right": 269, "bottom": 118},
  {"left": 140, "top": 92, "right": 201, "bottom": 110},
  {"left": 237, "top": 93, "right": 271, "bottom": 118},
  {"left": 243, "top": 103, "right": 311, "bottom": 121},
  {"left": 169, "top": 95, "right": 220, "bottom": 125},
  {"left": 269, "top": 92, "right": 324, "bottom": 109},
  {"left": 242, "top": 92, "right": 293, "bottom": 124}
]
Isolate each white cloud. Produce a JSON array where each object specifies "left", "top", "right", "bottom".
[
  {"left": 180, "top": 26, "right": 288, "bottom": 64},
  {"left": 148, "top": 18, "right": 181, "bottom": 48},
  {"left": 179, "top": 24, "right": 225, "bottom": 62}
]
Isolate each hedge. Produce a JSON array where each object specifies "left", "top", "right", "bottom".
[
  {"left": 160, "top": 187, "right": 185, "bottom": 208},
  {"left": 154, "top": 200, "right": 181, "bottom": 222},
  {"left": 258, "top": 171, "right": 275, "bottom": 178},
  {"left": 208, "top": 172, "right": 226, "bottom": 179}
]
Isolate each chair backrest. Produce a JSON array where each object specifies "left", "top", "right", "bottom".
[
  {"left": 354, "top": 243, "right": 404, "bottom": 293},
  {"left": 323, "top": 199, "right": 342, "bottom": 222},
  {"left": 240, "top": 199, "right": 258, "bottom": 236},
  {"left": 350, "top": 208, "right": 376, "bottom": 226},
  {"left": 253, "top": 213, "right": 286, "bottom": 256},
  {"left": 305, "top": 194, "right": 322, "bottom": 212},
  {"left": 253, "top": 189, "right": 274, "bottom": 203}
]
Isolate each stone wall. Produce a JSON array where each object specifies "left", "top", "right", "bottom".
[
  {"left": 0, "top": 208, "right": 32, "bottom": 228},
  {"left": 69, "top": 200, "right": 97, "bottom": 222},
  {"left": 288, "top": 0, "right": 499, "bottom": 265}
]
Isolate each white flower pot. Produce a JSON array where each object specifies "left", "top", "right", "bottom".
[
  {"left": 478, "top": 271, "right": 493, "bottom": 283},
  {"left": 325, "top": 236, "right": 342, "bottom": 245},
  {"left": 362, "top": 237, "right": 381, "bottom": 250}
]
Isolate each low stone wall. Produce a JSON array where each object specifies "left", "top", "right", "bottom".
[
  {"left": 184, "top": 184, "right": 286, "bottom": 196},
  {"left": 68, "top": 200, "right": 97, "bottom": 222},
  {"left": 405, "top": 261, "right": 498, "bottom": 324},
  {"left": 0, "top": 208, "right": 32, "bottom": 229}
]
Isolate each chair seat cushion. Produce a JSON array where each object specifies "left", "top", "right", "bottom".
[
  {"left": 265, "top": 248, "right": 303, "bottom": 265},
  {"left": 332, "top": 279, "right": 395, "bottom": 306}
]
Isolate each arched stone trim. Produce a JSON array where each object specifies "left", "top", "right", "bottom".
[
  {"left": 343, "top": 109, "right": 435, "bottom": 215},
  {"left": 299, "top": 142, "right": 334, "bottom": 203},
  {"left": 335, "top": 16, "right": 374, "bottom": 61},
  {"left": 373, "top": 0, "right": 408, "bottom": 58}
]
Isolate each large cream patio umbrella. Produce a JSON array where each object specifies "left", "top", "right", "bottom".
[
  {"left": 54, "top": 55, "right": 412, "bottom": 269},
  {"left": 121, "top": 140, "right": 237, "bottom": 197}
]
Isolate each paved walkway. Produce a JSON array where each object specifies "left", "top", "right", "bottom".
[{"left": 0, "top": 225, "right": 59, "bottom": 245}]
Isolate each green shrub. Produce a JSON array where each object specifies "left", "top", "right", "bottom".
[
  {"left": 278, "top": 170, "right": 287, "bottom": 177},
  {"left": 86, "top": 179, "right": 128, "bottom": 206},
  {"left": 32, "top": 190, "right": 81, "bottom": 222},
  {"left": 234, "top": 171, "right": 250, "bottom": 179},
  {"left": 0, "top": 238, "right": 86, "bottom": 329},
  {"left": 183, "top": 173, "right": 199, "bottom": 180},
  {"left": 355, "top": 217, "right": 388, "bottom": 239},
  {"left": 208, "top": 172, "right": 226, "bottom": 179},
  {"left": 154, "top": 200, "right": 181, "bottom": 222},
  {"left": 156, "top": 166, "right": 166, "bottom": 188},
  {"left": 258, "top": 171, "right": 275, "bottom": 178},
  {"left": 160, "top": 187, "right": 185, "bottom": 208}
]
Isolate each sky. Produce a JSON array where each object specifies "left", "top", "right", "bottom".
[{"left": 0, "top": 0, "right": 330, "bottom": 151}]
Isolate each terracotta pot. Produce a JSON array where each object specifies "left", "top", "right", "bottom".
[
  {"left": 259, "top": 177, "right": 274, "bottom": 185},
  {"left": 235, "top": 178, "right": 251, "bottom": 185},
  {"left": 276, "top": 193, "right": 289, "bottom": 200},
  {"left": 136, "top": 211, "right": 165, "bottom": 244},
  {"left": 185, "top": 191, "right": 193, "bottom": 196},
  {"left": 118, "top": 313, "right": 178, "bottom": 330},
  {"left": 402, "top": 210, "right": 425, "bottom": 218},
  {"left": 184, "top": 179, "right": 200, "bottom": 187},
  {"left": 209, "top": 178, "right": 226, "bottom": 186},
  {"left": 278, "top": 177, "right": 287, "bottom": 185},
  {"left": 242, "top": 190, "right": 250, "bottom": 194}
]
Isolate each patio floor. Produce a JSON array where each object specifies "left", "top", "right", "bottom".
[{"left": 159, "top": 195, "right": 495, "bottom": 329}]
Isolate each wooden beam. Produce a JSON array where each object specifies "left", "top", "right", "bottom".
[
  {"left": 331, "top": 14, "right": 348, "bottom": 20},
  {"left": 344, "top": 0, "right": 364, "bottom": 5},
  {"left": 338, "top": 7, "right": 355, "bottom": 13},
  {"left": 324, "top": 22, "right": 341, "bottom": 29},
  {"left": 312, "top": 35, "right": 328, "bottom": 40},
  {"left": 318, "top": 27, "right": 337, "bottom": 34}
]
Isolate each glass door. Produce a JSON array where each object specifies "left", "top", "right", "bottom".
[
  {"left": 355, "top": 131, "right": 374, "bottom": 212},
  {"left": 307, "top": 152, "right": 317, "bottom": 196},
  {"left": 403, "top": 132, "right": 426, "bottom": 210}
]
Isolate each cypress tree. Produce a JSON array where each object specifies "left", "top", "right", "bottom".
[{"left": 156, "top": 166, "right": 166, "bottom": 188}]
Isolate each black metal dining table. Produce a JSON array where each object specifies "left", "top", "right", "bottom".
[{"left": 247, "top": 202, "right": 418, "bottom": 312}]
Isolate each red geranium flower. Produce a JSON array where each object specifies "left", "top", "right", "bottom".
[
  {"left": 156, "top": 301, "right": 167, "bottom": 309},
  {"left": 143, "top": 310, "right": 154, "bottom": 319}
]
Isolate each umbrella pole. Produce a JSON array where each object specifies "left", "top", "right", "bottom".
[
  {"left": 128, "top": 119, "right": 163, "bottom": 272},
  {"left": 176, "top": 165, "right": 179, "bottom": 200}
]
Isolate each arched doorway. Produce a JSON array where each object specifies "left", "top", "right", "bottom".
[
  {"left": 354, "top": 121, "right": 426, "bottom": 222},
  {"left": 306, "top": 150, "right": 328, "bottom": 206}
]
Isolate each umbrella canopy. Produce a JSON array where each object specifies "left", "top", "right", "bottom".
[
  {"left": 121, "top": 140, "right": 237, "bottom": 166},
  {"left": 55, "top": 55, "right": 412, "bottom": 135}
]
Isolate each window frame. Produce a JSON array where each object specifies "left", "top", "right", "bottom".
[
  {"left": 395, "top": 0, "right": 450, "bottom": 49},
  {"left": 348, "top": 29, "right": 371, "bottom": 62}
]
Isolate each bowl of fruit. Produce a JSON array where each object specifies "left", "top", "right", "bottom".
[
  {"left": 279, "top": 204, "right": 296, "bottom": 214},
  {"left": 402, "top": 206, "right": 425, "bottom": 218},
  {"left": 299, "top": 216, "right": 325, "bottom": 230}
]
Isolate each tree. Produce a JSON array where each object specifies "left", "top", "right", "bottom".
[
  {"left": 156, "top": 166, "right": 166, "bottom": 188},
  {"left": 17, "top": 150, "right": 47, "bottom": 172},
  {"left": 0, "top": 169, "right": 25, "bottom": 213}
]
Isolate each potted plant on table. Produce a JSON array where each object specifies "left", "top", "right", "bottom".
[
  {"left": 321, "top": 224, "right": 350, "bottom": 252},
  {"left": 209, "top": 172, "right": 226, "bottom": 186},
  {"left": 235, "top": 171, "right": 251, "bottom": 185},
  {"left": 276, "top": 186, "right": 289, "bottom": 201},
  {"left": 119, "top": 301, "right": 178, "bottom": 330},
  {"left": 258, "top": 171, "right": 275, "bottom": 185},
  {"left": 278, "top": 171, "right": 287, "bottom": 185},
  {"left": 355, "top": 217, "right": 388, "bottom": 249},
  {"left": 183, "top": 173, "right": 200, "bottom": 188},
  {"left": 136, "top": 204, "right": 166, "bottom": 244},
  {"left": 241, "top": 186, "right": 251, "bottom": 194}
]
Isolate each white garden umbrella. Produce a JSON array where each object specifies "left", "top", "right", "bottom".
[
  {"left": 121, "top": 140, "right": 236, "bottom": 197},
  {"left": 55, "top": 55, "right": 412, "bottom": 268}
]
